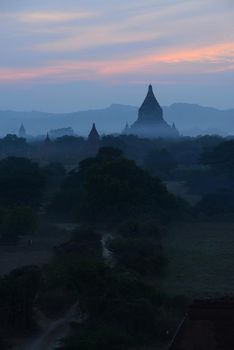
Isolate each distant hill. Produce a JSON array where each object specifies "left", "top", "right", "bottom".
[
  {"left": 0, "top": 103, "right": 233, "bottom": 137},
  {"left": 164, "top": 104, "right": 234, "bottom": 136}
]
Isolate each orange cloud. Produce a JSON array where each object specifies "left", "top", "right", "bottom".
[
  {"left": 0, "top": 42, "right": 234, "bottom": 83},
  {"left": 100, "top": 42, "right": 234, "bottom": 75},
  {"left": 0, "top": 64, "right": 92, "bottom": 82}
]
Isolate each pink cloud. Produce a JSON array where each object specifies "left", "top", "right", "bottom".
[
  {"left": 0, "top": 42, "right": 233, "bottom": 83},
  {"left": 100, "top": 42, "right": 234, "bottom": 75},
  {"left": 19, "top": 11, "right": 97, "bottom": 23}
]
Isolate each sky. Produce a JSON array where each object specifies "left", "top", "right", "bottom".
[{"left": 0, "top": 0, "right": 234, "bottom": 112}]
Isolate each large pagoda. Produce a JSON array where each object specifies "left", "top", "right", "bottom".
[{"left": 129, "top": 85, "right": 179, "bottom": 138}]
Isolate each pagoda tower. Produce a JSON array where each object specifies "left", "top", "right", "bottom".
[
  {"left": 18, "top": 123, "right": 27, "bottom": 138},
  {"left": 122, "top": 122, "right": 130, "bottom": 135},
  {"left": 88, "top": 123, "right": 100, "bottom": 145},
  {"left": 39, "top": 133, "right": 55, "bottom": 162},
  {"left": 130, "top": 85, "right": 179, "bottom": 138},
  {"left": 85, "top": 123, "right": 100, "bottom": 156}
]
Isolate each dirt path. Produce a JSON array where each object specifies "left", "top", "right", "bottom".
[{"left": 19, "top": 303, "right": 79, "bottom": 350}]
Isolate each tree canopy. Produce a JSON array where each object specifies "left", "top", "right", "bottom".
[
  {"left": 0, "top": 157, "right": 45, "bottom": 207},
  {"left": 201, "top": 140, "right": 234, "bottom": 176},
  {"left": 50, "top": 147, "right": 184, "bottom": 223}
]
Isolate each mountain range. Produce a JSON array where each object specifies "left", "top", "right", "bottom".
[{"left": 0, "top": 103, "right": 233, "bottom": 137}]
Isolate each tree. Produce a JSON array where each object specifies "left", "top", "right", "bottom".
[
  {"left": 101, "top": 136, "right": 126, "bottom": 154},
  {"left": 53, "top": 259, "right": 185, "bottom": 350},
  {"left": 59, "top": 325, "right": 135, "bottom": 350},
  {"left": 0, "top": 134, "right": 28, "bottom": 157},
  {"left": 97, "top": 146, "right": 123, "bottom": 161},
  {"left": 54, "top": 227, "right": 102, "bottom": 259},
  {"left": 54, "top": 136, "right": 85, "bottom": 151},
  {"left": 107, "top": 237, "right": 167, "bottom": 276},
  {"left": 49, "top": 148, "right": 183, "bottom": 223},
  {"left": 0, "top": 206, "right": 37, "bottom": 244},
  {"left": 0, "top": 266, "right": 41, "bottom": 334},
  {"left": 54, "top": 136, "right": 85, "bottom": 163},
  {"left": 0, "top": 157, "right": 45, "bottom": 207},
  {"left": 195, "top": 192, "right": 234, "bottom": 217},
  {"left": 201, "top": 140, "right": 234, "bottom": 177},
  {"left": 4, "top": 206, "right": 37, "bottom": 236},
  {"left": 143, "top": 148, "right": 177, "bottom": 178},
  {"left": 117, "top": 220, "right": 160, "bottom": 239}
]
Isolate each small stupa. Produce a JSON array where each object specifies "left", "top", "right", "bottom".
[
  {"left": 44, "top": 133, "right": 53, "bottom": 146},
  {"left": 122, "top": 122, "right": 130, "bottom": 135},
  {"left": 18, "top": 123, "right": 27, "bottom": 138}
]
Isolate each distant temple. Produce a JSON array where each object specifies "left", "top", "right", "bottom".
[
  {"left": 44, "top": 133, "right": 53, "bottom": 147},
  {"left": 39, "top": 133, "right": 55, "bottom": 162},
  {"left": 122, "top": 122, "right": 130, "bottom": 135},
  {"left": 49, "top": 127, "right": 75, "bottom": 139},
  {"left": 88, "top": 123, "right": 100, "bottom": 145},
  {"left": 18, "top": 123, "right": 27, "bottom": 138},
  {"left": 85, "top": 123, "right": 100, "bottom": 156},
  {"left": 125, "top": 85, "right": 179, "bottom": 138}
]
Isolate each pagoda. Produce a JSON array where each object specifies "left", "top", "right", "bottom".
[
  {"left": 84, "top": 123, "right": 100, "bottom": 156},
  {"left": 122, "top": 122, "right": 130, "bottom": 135},
  {"left": 129, "top": 85, "right": 179, "bottom": 138},
  {"left": 18, "top": 123, "right": 27, "bottom": 138}
]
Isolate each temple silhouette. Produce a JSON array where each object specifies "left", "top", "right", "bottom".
[
  {"left": 85, "top": 123, "right": 100, "bottom": 156},
  {"left": 18, "top": 123, "right": 27, "bottom": 138},
  {"left": 125, "top": 85, "right": 179, "bottom": 138}
]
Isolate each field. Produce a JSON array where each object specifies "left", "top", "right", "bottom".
[
  {"left": 162, "top": 222, "right": 234, "bottom": 298},
  {"left": 0, "top": 224, "right": 73, "bottom": 276}
]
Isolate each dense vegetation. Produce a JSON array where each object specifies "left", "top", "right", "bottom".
[
  {"left": 39, "top": 224, "right": 186, "bottom": 350},
  {"left": 0, "top": 132, "right": 234, "bottom": 348},
  {"left": 49, "top": 147, "right": 187, "bottom": 223},
  {"left": 0, "top": 266, "right": 41, "bottom": 347}
]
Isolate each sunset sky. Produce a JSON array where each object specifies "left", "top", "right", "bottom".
[{"left": 0, "top": 0, "right": 233, "bottom": 112}]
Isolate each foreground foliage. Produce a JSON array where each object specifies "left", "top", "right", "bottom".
[{"left": 50, "top": 147, "right": 187, "bottom": 223}]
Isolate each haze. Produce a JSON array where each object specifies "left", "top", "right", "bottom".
[{"left": 0, "top": 0, "right": 234, "bottom": 112}]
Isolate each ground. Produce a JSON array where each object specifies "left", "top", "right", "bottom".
[
  {"left": 162, "top": 221, "right": 234, "bottom": 298},
  {"left": 0, "top": 224, "right": 74, "bottom": 275},
  {"left": 0, "top": 223, "right": 77, "bottom": 350},
  {"left": 2, "top": 219, "right": 234, "bottom": 348},
  {"left": 165, "top": 181, "right": 201, "bottom": 205}
]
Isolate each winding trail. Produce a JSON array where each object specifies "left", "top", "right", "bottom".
[{"left": 21, "top": 303, "right": 79, "bottom": 350}]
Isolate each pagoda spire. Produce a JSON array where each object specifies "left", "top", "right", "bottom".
[
  {"left": 44, "top": 132, "right": 52, "bottom": 144},
  {"left": 122, "top": 122, "right": 130, "bottom": 135},
  {"left": 18, "top": 123, "right": 26, "bottom": 138},
  {"left": 137, "top": 84, "right": 163, "bottom": 123},
  {"left": 88, "top": 123, "right": 100, "bottom": 143},
  {"left": 129, "top": 84, "right": 180, "bottom": 138}
]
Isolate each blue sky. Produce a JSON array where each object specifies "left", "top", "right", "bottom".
[{"left": 0, "top": 0, "right": 233, "bottom": 112}]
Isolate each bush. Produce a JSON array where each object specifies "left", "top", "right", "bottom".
[
  {"left": 0, "top": 157, "right": 45, "bottom": 208},
  {"left": 0, "top": 266, "right": 41, "bottom": 334},
  {"left": 0, "top": 206, "right": 37, "bottom": 244},
  {"left": 143, "top": 148, "right": 177, "bottom": 178},
  {"left": 54, "top": 228, "right": 102, "bottom": 259},
  {"left": 195, "top": 192, "right": 234, "bottom": 217},
  {"left": 107, "top": 237, "right": 167, "bottom": 276},
  {"left": 37, "top": 287, "right": 76, "bottom": 318},
  {"left": 59, "top": 324, "right": 135, "bottom": 350},
  {"left": 4, "top": 206, "right": 37, "bottom": 236},
  {"left": 118, "top": 220, "right": 161, "bottom": 239}
]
